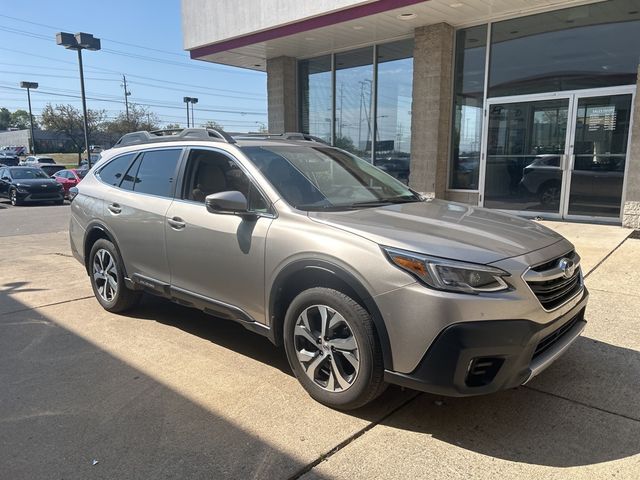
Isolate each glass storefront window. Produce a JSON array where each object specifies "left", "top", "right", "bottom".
[
  {"left": 450, "top": 24, "right": 487, "bottom": 190},
  {"left": 489, "top": 0, "right": 640, "bottom": 97},
  {"left": 335, "top": 47, "right": 374, "bottom": 158},
  {"left": 375, "top": 39, "right": 413, "bottom": 184},
  {"left": 298, "top": 55, "right": 332, "bottom": 143}
]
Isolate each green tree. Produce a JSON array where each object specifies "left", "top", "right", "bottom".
[
  {"left": 104, "top": 104, "right": 160, "bottom": 136},
  {"left": 164, "top": 123, "right": 182, "bottom": 129},
  {"left": 40, "top": 103, "right": 106, "bottom": 161},
  {"left": 0, "top": 107, "right": 11, "bottom": 130},
  {"left": 202, "top": 120, "right": 224, "bottom": 129},
  {"left": 10, "top": 109, "right": 37, "bottom": 130}
]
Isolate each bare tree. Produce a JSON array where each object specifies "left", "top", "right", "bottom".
[{"left": 40, "top": 103, "right": 106, "bottom": 162}]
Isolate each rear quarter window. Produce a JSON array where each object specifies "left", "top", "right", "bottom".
[{"left": 97, "top": 153, "right": 137, "bottom": 186}]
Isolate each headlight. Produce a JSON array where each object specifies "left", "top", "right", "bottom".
[
  {"left": 383, "top": 247, "right": 510, "bottom": 294},
  {"left": 16, "top": 185, "right": 29, "bottom": 193}
]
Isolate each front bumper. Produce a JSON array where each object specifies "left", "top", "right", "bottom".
[
  {"left": 17, "top": 190, "right": 64, "bottom": 202},
  {"left": 384, "top": 288, "right": 588, "bottom": 396}
]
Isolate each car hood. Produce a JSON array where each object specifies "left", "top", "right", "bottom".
[
  {"left": 307, "top": 199, "right": 565, "bottom": 264},
  {"left": 15, "top": 178, "right": 60, "bottom": 188}
]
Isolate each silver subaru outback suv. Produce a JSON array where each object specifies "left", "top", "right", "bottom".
[{"left": 69, "top": 128, "right": 587, "bottom": 410}]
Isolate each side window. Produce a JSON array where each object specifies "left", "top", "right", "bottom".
[
  {"left": 98, "top": 153, "right": 136, "bottom": 186},
  {"left": 182, "top": 149, "right": 269, "bottom": 213},
  {"left": 133, "top": 149, "right": 181, "bottom": 197},
  {"left": 119, "top": 156, "right": 142, "bottom": 191},
  {"left": 0, "top": 168, "right": 6, "bottom": 179}
]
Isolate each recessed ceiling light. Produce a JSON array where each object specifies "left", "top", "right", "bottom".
[
  {"left": 628, "top": 10, "right": 639, "bottom": 14},
  {"left": 510, "top": 30, "right": 519, "bottom": 34},
  {"left": 565, "top": 19, "right": 575, "bottom": 23},
  {"left": 353, "top": 25, "right": 364, "bottom": 30},
  {"left": 450, "top": 2, "right": 464, "bottom": 7},
  {"left": 397, "top": 13, "right": 417, "bottom": 20},
  {"left": 253, "top": 64, "right": 261, "bottom": 67}
]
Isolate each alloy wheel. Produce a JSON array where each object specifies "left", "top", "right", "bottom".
[
  {"left": 293, "top": 304, "right": 360, "bottom": 392},
  {"left": 92, "top": 248, "right": 118, "bottom": 302},
  {"left": 10, "top": 189, "right": 17, "bottom": 206}
]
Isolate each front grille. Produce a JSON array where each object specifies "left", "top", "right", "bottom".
[
  {"left": 532, "top": 313, "right": 581, "bottom": 360},
  {"left": 29, "top": 193, "right": 60, "bottom": 200},
  {"left": 525, "top": 252, "right": 583, "bottom": 310}
]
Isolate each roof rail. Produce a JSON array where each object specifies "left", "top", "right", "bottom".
[
  {"left": 113, "top": 128, "right": 236, "bottom": 148},
  {"left": 231, "top": 132, "right": 329, "bottom": 145}
]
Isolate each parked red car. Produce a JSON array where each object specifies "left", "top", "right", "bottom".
[{"left": 52, "top": 169, "right": 87, "bottom": 199}]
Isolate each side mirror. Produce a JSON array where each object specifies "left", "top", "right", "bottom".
[
  {"left": 68, "top": 186, "right": 79, "bottom": 201},
  {"left": 1, "top": 176, "right": 10, "bottom": 181},
  {"left": 205, "top": 191, "right": 252, "bottom": 217}
]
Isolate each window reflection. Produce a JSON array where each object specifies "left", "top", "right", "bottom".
[
  {"left": 335, "top": 47, "right": 374, "bottom": 159},
  {"left": 450, "top": 25, "right": 487, "bottom": 190},
  {"left": 489, "top": 0, "right": 640, "bottom": 97},
  {"left": 375, "top": 39, "right": 413, "bottom": 184},
  {"left": 298, "top": 55, "right": 332, "bottom": 143}
]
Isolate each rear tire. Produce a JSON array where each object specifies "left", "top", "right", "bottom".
[
  {"left": 89, "top": 238, "right": 141, "bottom": 313},
  {"left": 283, "top": 287, "right": 386, "bottom": 410}
]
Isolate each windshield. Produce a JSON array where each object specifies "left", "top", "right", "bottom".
[
  {"left": 241, "top": 146, "right": 421, "bottom": 211},
  {"left": 11, "top": 168, "right": 49, "bottom": 180},
  {"left": 38, "top": 158, "right": 55, "bottom": 164}
]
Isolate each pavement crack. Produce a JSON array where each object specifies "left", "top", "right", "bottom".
[
  {"left": 287, "top": 391, "right": 422, "bottom": 480},
  {"left": 0, "top": 295, "right": 94, "bottom": 317},
  {"left": 584, "top": 234, "right": 631, "bottom": 279},
  {"left": 523, "top": 385, "right": 640, "bottom": 423}
]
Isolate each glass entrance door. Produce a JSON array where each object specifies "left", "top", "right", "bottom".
[
  {"left": 565, "top": 94, "right": 633, "bottom": 219},
  {"left": 482, "top": 88, "right": 634, "bottom": 222},
  {"left": 483, "top": 98, "right": 570, "bottom": 215}
]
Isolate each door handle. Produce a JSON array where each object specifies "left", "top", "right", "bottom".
[
  {"left": 107, "top": 203, "right": 121, "bottom": 214},
  {"left": 167, "top": 217, "right": 186, "bottom": 230}
]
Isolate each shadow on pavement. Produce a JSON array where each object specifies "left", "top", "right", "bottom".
[
  {"left": 0, "top": 287, "right": 330, "bottom": 480},
  {"left": 124, "top": 295, "right": 640, "bottom": 469}
]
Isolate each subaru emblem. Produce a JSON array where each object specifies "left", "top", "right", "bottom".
[{"left": 558, "top": 258, "right": 575, "bottom": 279}]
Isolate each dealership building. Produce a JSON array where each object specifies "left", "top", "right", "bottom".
[{"left": 183, "top": 0, "right": 640, "bottom": 227}]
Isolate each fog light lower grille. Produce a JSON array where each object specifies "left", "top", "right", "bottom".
[{"left": 465, "top": 357, "right": 504, "bottom": 387}]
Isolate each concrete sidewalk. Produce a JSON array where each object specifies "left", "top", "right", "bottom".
[{"left": 1, "top": 219, "right": 638, "bottom": 479}]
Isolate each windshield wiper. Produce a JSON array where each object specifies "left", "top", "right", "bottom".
[{"left": 349, "top": 197, "right": 422, "bottom": 208}]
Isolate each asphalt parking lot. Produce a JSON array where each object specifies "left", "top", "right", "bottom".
[{"left": 1, "top": 202, "right": 639, "bottom": 479}]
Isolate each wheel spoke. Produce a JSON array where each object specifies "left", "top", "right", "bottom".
[
  {"left": 319, "top": 305, "right": 329, "bottom": 338},
  {"left": 295, "top": 324, "right": 319, "bottom": 347},
  {"left": 304, "top": 352, "right": 325, "bottom": 379},
  {"left": 296, "top": 348, "right": 316, "bottom": 364},
  {"left": 339, "top": 350, "right": 360, "bottom": 371},
  {"left": 107, "top": 275, "right": 117, "bottom": 292},
  {"left": 299, "top": 310, "right": 312, "bottom": 332},
  {"left": 328, "top": 312, "right": 345, "bottom": 332},
  {"left": 93, "top": 271, "right": 103, "bottom": 282},
  {"left": 327, "top": 335, "right": 356, "bottom": 352},
  {"left": 330, "top": 355, "right": 352, "bottom": 390}
]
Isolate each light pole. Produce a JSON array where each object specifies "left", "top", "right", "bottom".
[
  {"left": 121, "top": 75, "right": 131, "bottom": 122},
  {"left": 56, "top": 32, "right": 101, "bottom": 167},
  {"left": 190, "top": 97, "right": 198, "bottom": 127},
  {"left": 183, "top": 97, "right": 191, "bottom": 127},
  {"left": 19, "top": 81, "right": 38, "bottom": 155},
  {"left": 183, "top": 97, "right": 198, "bottom": 128}
]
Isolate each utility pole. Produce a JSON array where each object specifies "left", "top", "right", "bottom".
[
  {"left": 183, "top": 97, "right": 190, "bottom": 127},
  {"left": 121, "top": 74, "right": 131, "bottom": 122}
]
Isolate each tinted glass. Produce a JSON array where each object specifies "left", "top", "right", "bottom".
[
  {"left": 11, "top": 168, "right": 49, "bottom": 179},
  {"left": 133, "top": 149, "right": 181, "bottom": 197},
  {"left": 484, "top": 99, "right": 569, "bottom": 213},
  {"left": 119, "top": 156, "right": 142, "bottom": 191},
  {"left": 38, "top": 158, "right": 55, "bottom": 164},
  {"left": 450, "top": 24, "right": 487, "bottom": 190},
  {"left": 335, "top": 47, "right": 373, "bottom": 158},
  {"left": 567, "top": 94, "right": 632, "bottom": 217},
  {"left": 182, "top": 149, "right": 268, "bottom": 212},
  {"left": 489, "top": 0, "right": 640, "bottom": 97},
  {"left": 0, "top": 168, "right": 6, "bottom": 178},
  {"left": 299, "top": 55, "right": 332, "bottom": 143},
  {"left": 375, "top": 39, "right": 413, "bottom": 184},
  {"left": 242, "top": 145, "right": 419, "bottom": 211},
  {"left": 98, "top": 153, "right": 136, "bottom": 187}
]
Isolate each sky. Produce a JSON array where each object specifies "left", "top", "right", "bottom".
[{"left": 0, "top": 0, "right": 268, "bottom": 132}]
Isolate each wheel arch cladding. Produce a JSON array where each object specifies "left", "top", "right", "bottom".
[
  {"left": 83, "top": 222, "right": 126, "bottom": 277},
  {"left": 269, "top": 259, "right": 394, "bottom": 370}
]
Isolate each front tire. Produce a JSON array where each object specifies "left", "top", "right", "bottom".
[
  {"left": 283, "top": 287, "right": 386, "bottom": 410},
  {"left": 10, "top": 188, "right": 22, "bottom": 206},
  {"left": 89, "top": 238, "right": 141, "bottom": 313}
]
